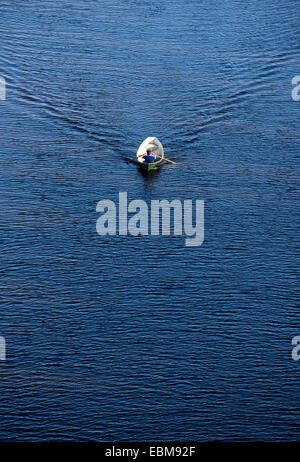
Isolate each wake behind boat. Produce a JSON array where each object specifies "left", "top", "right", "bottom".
[{"left": 136, "top": 137, "right": 165, "bottom": 172}]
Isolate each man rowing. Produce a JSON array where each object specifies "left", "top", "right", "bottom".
[{"left": 143, "top": 148, "right": 157, "bottom": 164}]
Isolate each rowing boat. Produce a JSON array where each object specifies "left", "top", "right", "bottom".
[{"left": 136, "top": 137, "right": 165, "bottom": 172}]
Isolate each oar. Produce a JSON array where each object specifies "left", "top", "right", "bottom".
[{"left": 155, "top": 154, "right": 183, "bottom": 165}]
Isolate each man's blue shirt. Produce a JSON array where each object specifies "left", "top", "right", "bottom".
[{"left": 143, "top": 154, "right": 155, "bottom": 164}]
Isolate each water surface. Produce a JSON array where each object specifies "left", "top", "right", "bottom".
[{"left": 0, "top": 0, "right": 299, "bottom": 441}]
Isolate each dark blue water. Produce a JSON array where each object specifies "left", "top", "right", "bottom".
[{"left": 1, "top": 0, "right": 299, "bottom": 441}]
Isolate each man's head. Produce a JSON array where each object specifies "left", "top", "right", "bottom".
[{"left": 146, "top": 148, "right": 152, "bottom": 155}]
